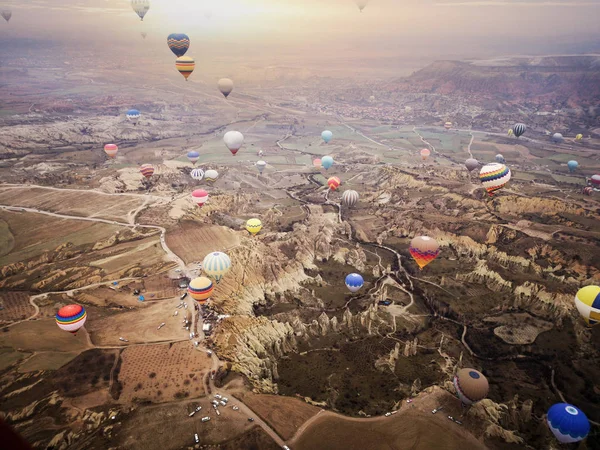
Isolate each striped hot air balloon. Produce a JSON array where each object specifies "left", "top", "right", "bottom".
[
  {"left": 104, "top": 144, "right": 118, "bottom": 158},
  {"left": 190, "top": 168, "right": 204, "bottom": 181},
  {"left": 246, "top": 218, "right": 262, "bottom": 236},
  {"left": 167, "top": 33, "right": 190, "bottom": 58},
  {"left": 188, "top": 276, "right": 213, "bottom": 304},
  {"left": 345, "top": 273, "right": 364, "bottom": 293},
  {"left": 56, "top": 304, "right": 87, "bottom": 334},
  {"left": 479, "top": 163, "right": 511, "bottom": 197},
  {"left": 409, "top": 236, "right": 440, "bottom": 270},
  {"left": 176, "top": 56, "right": 195, "bottom": 81},
  {"left": 574, "top": 285, "right": 600, "bottom": 326},
  {"left": 547, "top": 404, "right": 590, "bottom": 444},
  {"left": 453, "top": 368, "right": 489, "bottom": 405},
  {"left": 140, "top": 164, "right": 154, "bottom": 178},
  {"left": 131, "top": 0, "right": 150, "bottom": 21},
  {"left": 313, "top": 158, "right": 322, "bottom": 169},
  {"left": 202, "top": 252, "right": 232, "bottom": 284},
  {"left": 512, "top": 123, "right": 526, "bottom": 138},
  {"left": 192, "top": 189, "right": 208, "bottom": 207},
  {"left": 187, "top": 151, "right": 200, "bottom": 164},
  {"left": 420, "top": 148, "right": 430, "bottom": 160},
  {"left": 327, "top": 176, "right": 341, "bottom": 191},
  {"left": 444, "top": 122, "right": 452, "bottom": 130},
  {"left": 583, "top": 187, "right": 593, "bottom": 196},
  {"left": 204, "top": 170, "right": 219, "bottom": 182},
  {"left": 341, "top": 190, "right": 359, "bottom": 208}
]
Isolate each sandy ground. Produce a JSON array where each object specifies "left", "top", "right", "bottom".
[
  {"left": 0, "top": 319, "right": 91, "bottom": 353},
  {"left": 166, "top": 223, "right": 241, "bottom": 265},
  {"left": 18, "top": 351, "right": 80, "bottom": 372}
]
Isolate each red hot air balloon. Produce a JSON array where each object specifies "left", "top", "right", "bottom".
[
  {"left": 327, "top": 176, "right": 341, "bottom": 191},
  {"left": 139, "top": 164, "right": 155, "bottom": 178},
  {"left": 104, "top": 144, "right": 118, "bottom": 158},
  {"left": 192, "top": 189, "right": 209, "bottom": 207},
  {"left": 420, "top": 148, "right": 431, "bottom": 160}
]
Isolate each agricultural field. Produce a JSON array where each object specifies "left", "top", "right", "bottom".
[
  {"left": 89, "top": 235, "right": 168, "bottom": 275},
  {"left": 140, "top": 274, "right": 180, "bottom": 299},
  {"left": 0, "top": 186, "right": 145, "bottom": 222},
  {"left": 73, "top": 285, "right": 145, "bottom": 309},
  {"left": 116, "top": 341, "right": 211, "bottom": 403},
  {"left": 0, "top": 319, "right": 90, "bottom": 353},
  {"left": 240, "top": 393, "right": 320, "bottom": 440},
  {"left": 166, "top": 221, "right": 241, "bottom": 264},
  {"left": 18, "top": 351, "right": 81, "bottom": 372},
  {"left": 0, "top": 292, "right": 35, "bottom": 324}
]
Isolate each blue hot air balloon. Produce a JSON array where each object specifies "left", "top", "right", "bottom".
[
  {"left": 547, "top": 403, "right": 590, "bottom": 444},
  {"left": 321, "top": 156, "right": 334, "bottom": 170},
  {"left": 187, "top": 151, "right": 200, "bottom": 164},
  {"left": 126, "top": 109, "right": 141, "bottom": 125},
  {"left": 567, "top": 160, "right": 578, "bottom": 173},
  {"left": 345, "top": 273, "right": 364, "bottom": 293},
  {"left": 321, "top": 130, "right": 333, "bottom": 144}
]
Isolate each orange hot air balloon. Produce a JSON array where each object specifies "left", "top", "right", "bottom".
[
  {"left": 104, "top": 144, "right": 118, "bottom": 158},
  {"left": 420, "top": 148, "right": 431, "bottom": 160},
  {"left": 188, "top": 276, "right": 214, "bottom": 305},
  {"left": 409, "top": 236, "right": 440, "bottom": 270},
  {"left": 327, "top": 176, "right": 341, "bottom": 191}
]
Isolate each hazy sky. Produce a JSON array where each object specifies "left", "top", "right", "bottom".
[{"left": 1, "top": 0, "right": 599, "bottom": 74}]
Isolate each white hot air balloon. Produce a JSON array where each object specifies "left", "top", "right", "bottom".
[
  {"left": 256, "top": 160, "right": 267, "bottom": 174},
  {"left": 218, "top": 78, "right": 234, "bottom": 98},
  {"left": 224, "top": 131, "right": 244, "bottom": 155}
]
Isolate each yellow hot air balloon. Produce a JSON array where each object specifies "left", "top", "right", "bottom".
[
  {"left": 575, "top": 134, "right": 583, "bottom": 142},
  {"left": 187, "top": 277, "right": 214, "bottom": 305},
  {"left": 574, "top": 285, "right": 600, "bottom": 326},
  {"left": 508, "top": 129, "right": 514, "bottom": 137},
  {"left": 246, "top": 218, "right": 262, "bottom": 236},
  {"left": 176, "top": 56, "right": 195, "bottom": 81}
]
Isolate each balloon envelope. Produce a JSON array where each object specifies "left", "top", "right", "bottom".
[
  {"left": 465, "top": 158, "right": 479, "bottom": 171},
  {"left": 104, "top": 144, "right": 118, "bottom": 158},
  {"left": 575, "top": 134, "right": 583, "bottom": 141},
  {"left": 345, "top": 273, "right": 364, "bottom": 293},
  {"left": 495, "top": 154, "right": 505, "bottom": 164},
  {"left": 341, "top": 190, "right": 359, "bottom": 208},
  {"left": 126, "top": 109, "right": 140, "bottom": 124},
  {"left": 567, "top": 160, "right": 578, "bottom": 172},
  {"left": 256, "top": 160, "right": 267, "bottom": 174},
  {"left": 192, "top": 189, "right": 209, "bottom": 207},
  {"left": 453, "top": 368, "right": 489, "bottom": 405},
  {"left": 218, "top": 78, "right": 234, "bottom": 98},
  {"left": 551, "top": 133, "right": 564, "bottom": 143},
  {"left": 321, "top": 156, "right": 334, "bottom": 170},
  {"left": 187, "top": 151, "right": 200, "bottom": 164},
  {"left": 479, "top": 163, "right": 511, "bottom": 197},
  {"left": 547, "top": 404, "right": 590, "bottom": 444},
  {"left": 188, "top": 277, "right": 213, "bottom": 304},
  {"left": 205, "top": 170, "right": 219, "bottom": 182},
  {"left": 355, "top": 0, "right": 369, "bottom": 11},
  {"left": 420, "top": 148, "right": 431, "bottom": 160},
  {"left": 140, "top": 164, "right": 154, "bottom": 178},
  {"left": 246, "top": 218, "right": 262, "bottom": 235},
  {"left": 175, "top": 56, "right": 195, "bottom": 80},
  {"left": 190, "top": 168, "right": 204, "bottom": 181},
  {"left": 444, "top": 122, "right": 452, "bottom": 130},
  {"left": 56, "top": 304, "right": 87, "bottom": 334},
  {"left": 167, "top": 33, "right": 190, "bottom": 57},
  {"left": 409, "top": 236, "right": 440, "bottom": 269},
  {"left": 512, "top": 123, "right": 526, "bottom": 137},
  {"left": 1, "top": 10, "right": 11, "bottom": 22},
  {"left": 590, "top": 174, "right": 600, "bottom": 186},
  {"left": 224, "top": 131, "right": 244, "bottom": 155},
  {"left": 574, "top": 285, "right": 600, "bottom": 326},
  {"left": 321, "top": 130, "right": 333, "bottom": 143},
  {"left": 202, "top": 252, "right": 232, "bottom": 283},
  {"left": 313, "top": 159, "right": 322, "bottom": 168},
  {"left": 131, "top": 0, "right": 150, "bottom": 20},
  {"left": 327, "top": 176, "right": 341, "bottom": 191}
]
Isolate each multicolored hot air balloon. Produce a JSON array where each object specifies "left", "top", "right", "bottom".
[
  {"left": 495, "top": 154, "right": 505, "bottom": 164},
  {"left": 465, "top": 158, "right": 479, "bottom": 171},
  {"left": 567, "top": 160, "right": 578, "bottom": 173},
  {"left": 224, "top": 131, "right": 244, "bottom": 155},
  {"left": 551, "top": 133, "right": 564, "bottom": 144},
  {"left": 345, "top": 273, "right": 364, "bottom": 293},
  {"left": 409, "top": 236, "right": 439, "bottom": 270},
  {"left": 321, "top": 130, "right": 333, "bottom": 144},
  {"left": 131, "top": 0, "right": 150, "bottom": 21},
  {"left": 167, "top": 33, "right": 190, "bottom": 58},
  {"left": 420, "top": 148, "right": 430, "bottom": 161},
  {"left": 313, "top": 158, "right": 322, "bottom": 169},
  {"left": 321, "top": 155, "right": 334, "bottom": 170},
  {"left": 140, "top": 164, "right": 154, "bottom": 178},
  {"left": 104, "top": 144, "right": 118, "bottom": 158},
  {"left": 547, "top": 404, "right": 590, "bottom": 444},
  {"left": 188, "top": 276, "right": 213, "bottom": 304},
  {"left": 512, "top": 123, "right": 526, "bottom": 138},
  {"left": 218, "top": 78, "right": 234, "bottom": 98},
  {"left": 575, "top": 134, "right": 583, "bottom": 141},
  {"left": 246, "top": 218, "right": 262, "bottom": 236},
  {"left": 202, "top": 252, "right": 231, "bottom": 284},
  {"left": 453, "top": 368, "right": 489, "bottom": 405},
  {"left": 479, "top": 163, "right": 511, "bottom": 197},
  {"left": 583, "top": 187, "right": 593, "bottom": 196},
  {"left": 1, "top": 9, "right": 11, "bottom": 22},
  {"left": 574, "top": 285, "right": 600, "bottom": 326},
  {"left": 327, "top": 176, "right": 341, "bottom": 191},
  {"left": 444, "top": 122, "right": 452, "bottom": 130},
  {"left": 192, "top": 189, "right": 209, "bottom": 207},
  {"left": 126, "top": 109, "right": 140, "bottom": 125},
  {"left": 205, "top": 170, "right": 219, "bottom": 182},
  {"left": 256, "top": 160, "right": 267, "bottom": 174},
  {"left": 175, "top": 56, "right": 195, "bottom": 81},
  {"left": 56, "top": 304, "right": 87, "bottom": 335},
  {"left": 187, "top": 151, "right": 200, "bottom": 164},
  {"left": 341, "top": 190, "right": 359, "bottom": 208},
  {"left": 190, "top": 168, "right": 204, "bottom": 181}
]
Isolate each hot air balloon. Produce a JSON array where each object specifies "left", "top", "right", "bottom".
[
  {"left": 327, "top": 176, "right": 341, "bottom": 191},
  {"left": 202, "top": 252, "right": 231, "bottom": 284},
  {"left": 495, "top": 154, "right": 505, "bottom": 164},
  {"left": 258, "top": 150, "right": 264, "bottom": 157},
  {"left": 567, "top": 160, "right": 578, "bottom": 173},
  {"left": 256, "top": 160, "right": 267, "bottom": 174},
  {"left": 551, "top": 133, "right": 564, "bottom": 144},
  {"left": 583, "top": 187, "right": 593, "bottom": 196},
  {"left": 224, "top": 131, "right": 244, "bottom": 155},
  {"left": 205, "top": 170, "right": 219, "bottom": 182},
  {"left": 321, "top": 130, "right": 333, "bottom": 144},
  {"left": 479, "top": 163, "right": 511, "bottom": 197},
  {"left": 188, "top": 276, "right": 213, "bottom": 304},
  {"left": 547, "top": 404, "right": 590, "bottom": 444},
  {"left": 512, "top": 123, "right": 526, "bottom": 138},
  {"left": 131, "top": 0, "right": 150, "bottom": 21},
  {"left": 341, "top": 190, "right": 359, "bottom": 208},
  {"left": 246, "top": 218, "right": 262, "bottom": 236},
  {"left": 574, "top": 285, "right": 600, "bottom": 326},
  {"left": 141, "top": 32, "right": 147, "bottom": 39},
  {"left": 465, "top": 158, "right": 479, "bottom": 171},
  {"left": 56, "top": 304, "right": 87, "bottom": 335},
  {"left": 2, "top": 9, "right": 12, "bottom": 22},
  {"left": 126, "top": 109, "right": 140, "bottom": 125},
  {"left": 187, "top": 151, "right": 200, "bottom": 164},
  {"left": 313, "top": 158, "right": 322, "bottom": 169},
  {"left": 453, "top": 368, "right": 489, "bottom": 405},
  {"left": 321, "top": 156, "right": 334, "bottom": 170},
  {"left": 420, "top": 148, "right": 430, "bottom": 161},
  {"left": 190, "top": 168, "right": 204, "bottom": 181},
  {"left": 355, "top": 0, "right": 369, "bottom": 12},
  {"left": 345, "top": 273, "right": 364, "bottom": 293},
  {"left": 575, "top": 134, "right": 583, "bottom": 141},
  {"left": 444, "top": 122, "right": 452, "bottom": 130},
  {"left": 140, "top": 164, "right": 154, "bottom": 178},
  {"left": 218, "top": 78, "right": 234, "bottom": 98},
  {"left": 104, "top": 144, "right": 118, "bottom": 158},
  {"left": 192, "top": 189, "right": 209, "bottom": 207},
  {"left": 409, "top": 236, "right": 440, "bottom": 270},
  {"left": 507, "top": 129, "right": 514, "bottom": 137},
  {"left": 167, "top": 33, "right": 190, "bottom": 58},
  {"left": 590, "top": 174, "right": 600, "bottom": 187},
  {"left": 175, "top": 56, "right": 195, "bottom": 81}
]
